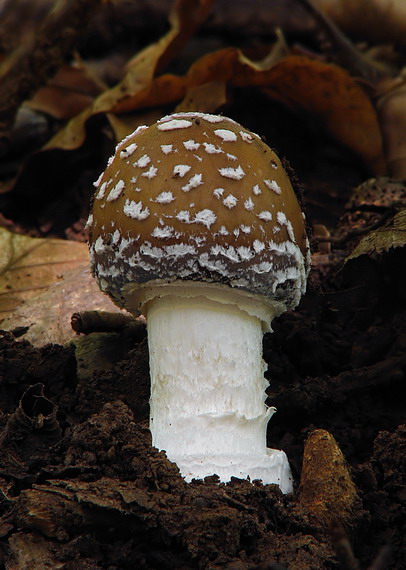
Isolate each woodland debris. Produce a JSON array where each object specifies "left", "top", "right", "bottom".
[
  {"left": 1, "top": 265, "right": 128, "bottom": 347},
  {"left": 346, "top": 208, "right": 406, "bottom": 261},
  {"left": 311, "top": 0, "right": 406, "bottom": 49},
  {"left": 71, "top": 310, "right": 144, "bottom": 335},
  {"left": 0, "top": 228, "right": 89, "bottom": 322},
  {"left": 0, "top": 1, "right": 405, "bottom": 568},
  {"left": 0, "top": 0, "right": 103, "bottom": 148},
  {"left": 7, "top": 531, "right": 64, "bottom": 569},
  {"left": 298, "top": 429, "right": 359, "bottom": 525},
  {"left": 300, "top": 0, "right": 406, "bottom": 178},
  {"left": 1, "top": 383, "right": 61, "bottom": 446}
]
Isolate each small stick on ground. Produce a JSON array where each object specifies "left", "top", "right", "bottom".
[{"left": 71, "top": 310, "right": 145, "bottom": 335}]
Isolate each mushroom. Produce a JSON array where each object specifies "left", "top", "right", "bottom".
[{"left": 88, "top": 112, "right": 310, "bottom": 493}]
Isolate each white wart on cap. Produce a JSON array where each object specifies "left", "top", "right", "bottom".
[{"left": 89, "top": 112, "right": 310, "bottom": 323}]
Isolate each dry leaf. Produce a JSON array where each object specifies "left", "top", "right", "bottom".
[
  {"left": 17, "top": 478, "right": 157, "bottom": 538},
  {"left": 0, "top": 228, "right": 89, "bottom": 321},
  {"left": 106, "top": 111, "right": 165, "bottom": 146},
  {"left": 180, "top": 49, "right": 385, "bottom": 173},
  {"left": 110, "top": 74, "right": 188, "bottom": 115},
  {"left": 1, "top": 265, "right": 126, "bottom": 347},
  {"left": 57, "top": 48, "right": 384, "bottom": 173},
  {"left": 3, "top": 12, "right": 385, "bottom": 198},
  {"left": 176, "top": 80, "right": 227, "bottom": 113},
  {"left": 297, "top": 0, "right": 404, "bottom": 178},
  {"left": 260, "top": 56, "right": 386, "bottom": 173},
  {"left": 44, "top": 0, "right": 214, "bottom": 151},
  {"left": 28, "top": 63, "right": 105, "bottom": 120},
  {"left": 346, "top": 208, "right": 406, "bottom": 261}
]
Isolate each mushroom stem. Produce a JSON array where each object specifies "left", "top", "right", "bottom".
[{"left": 146, "top": 290, "right": 293, "bottom": 493}]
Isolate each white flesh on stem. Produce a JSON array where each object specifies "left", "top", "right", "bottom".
[{"left": 146, "top": 290, "right": 293, "bottom": 494}]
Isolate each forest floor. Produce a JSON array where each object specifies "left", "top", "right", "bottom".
[{"left": 0, "top": 0, "right": 405, "bottom": 568}]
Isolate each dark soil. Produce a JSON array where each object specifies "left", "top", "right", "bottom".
[{"left": 1, "top": 242, "right": 405, "bottom": 568}]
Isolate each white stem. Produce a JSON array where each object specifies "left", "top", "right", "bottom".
[{"left": 146, "top": 291, "right": 293, "bottom": 493}]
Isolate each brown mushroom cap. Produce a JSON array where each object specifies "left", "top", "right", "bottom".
[{"left": 88, "top": 112, "right": 310, "bottom": 313}]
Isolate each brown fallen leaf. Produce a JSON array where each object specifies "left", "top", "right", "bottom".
[
  {"left": 1, "top": 2, "right": 385, "bottom": 202},
  {"left": 346, "top": 208, "right": 406, "bottom": 261},
  {"left": 16, "top": 477, "right": 159, "bottom": 540},
  {"left": 375, "top": 77, "right": 406, "bottom": 179},
  {"left": 50, "top": 49, "right": 387, "bottom": 174},
  {"left": 179, "top": 49, "right": 385, "bottom": 173},
  {"left": 176, "top": 80, "right": 227, "bottom": 113},
  {"left": 44, "top": 0, "right": 214, "bottom": 152},
  {"left": 260, "top": 56, "right": 385, "bottom": 174},
  {"left": 299, "top": 0, "right": 406, "bottom": 178},
  {"left": 109, "top": 73, "right": 188, "bottom": 115},
  {"left": 1, "top": 264, "right": 127, "bottom": 347},
  {"left": 0, "top": 0, "right": 103, "bottom": 140},
  {"left": 0, "top": 228, "right": 89, "bottom": 321},
  {"left": 28, "top": 62, "right": 105, "bottom": 120},
  {"left": 106, "top": 110, "right": 165, "bottom": 146}
]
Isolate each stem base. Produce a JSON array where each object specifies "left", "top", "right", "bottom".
[{"left": 170, "top": 450, "right": 293, "bottom": 494}]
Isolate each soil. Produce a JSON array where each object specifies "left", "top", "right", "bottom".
[
  {"left": 1, "top": 242, "right": 405, "bottom": 568},
  {"left": 0, "top": 2, "right": 405, "bottom": 568}
]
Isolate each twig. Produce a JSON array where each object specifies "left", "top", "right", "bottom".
[
  {"left": 296, "top": 0, "right": 384, "bottom": 84},
  {"left": 315, "top": 208, "right": 396, "bottom": 248},
  {"left": 71, "top": 310, "right": 145, "bottom": 335}
]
